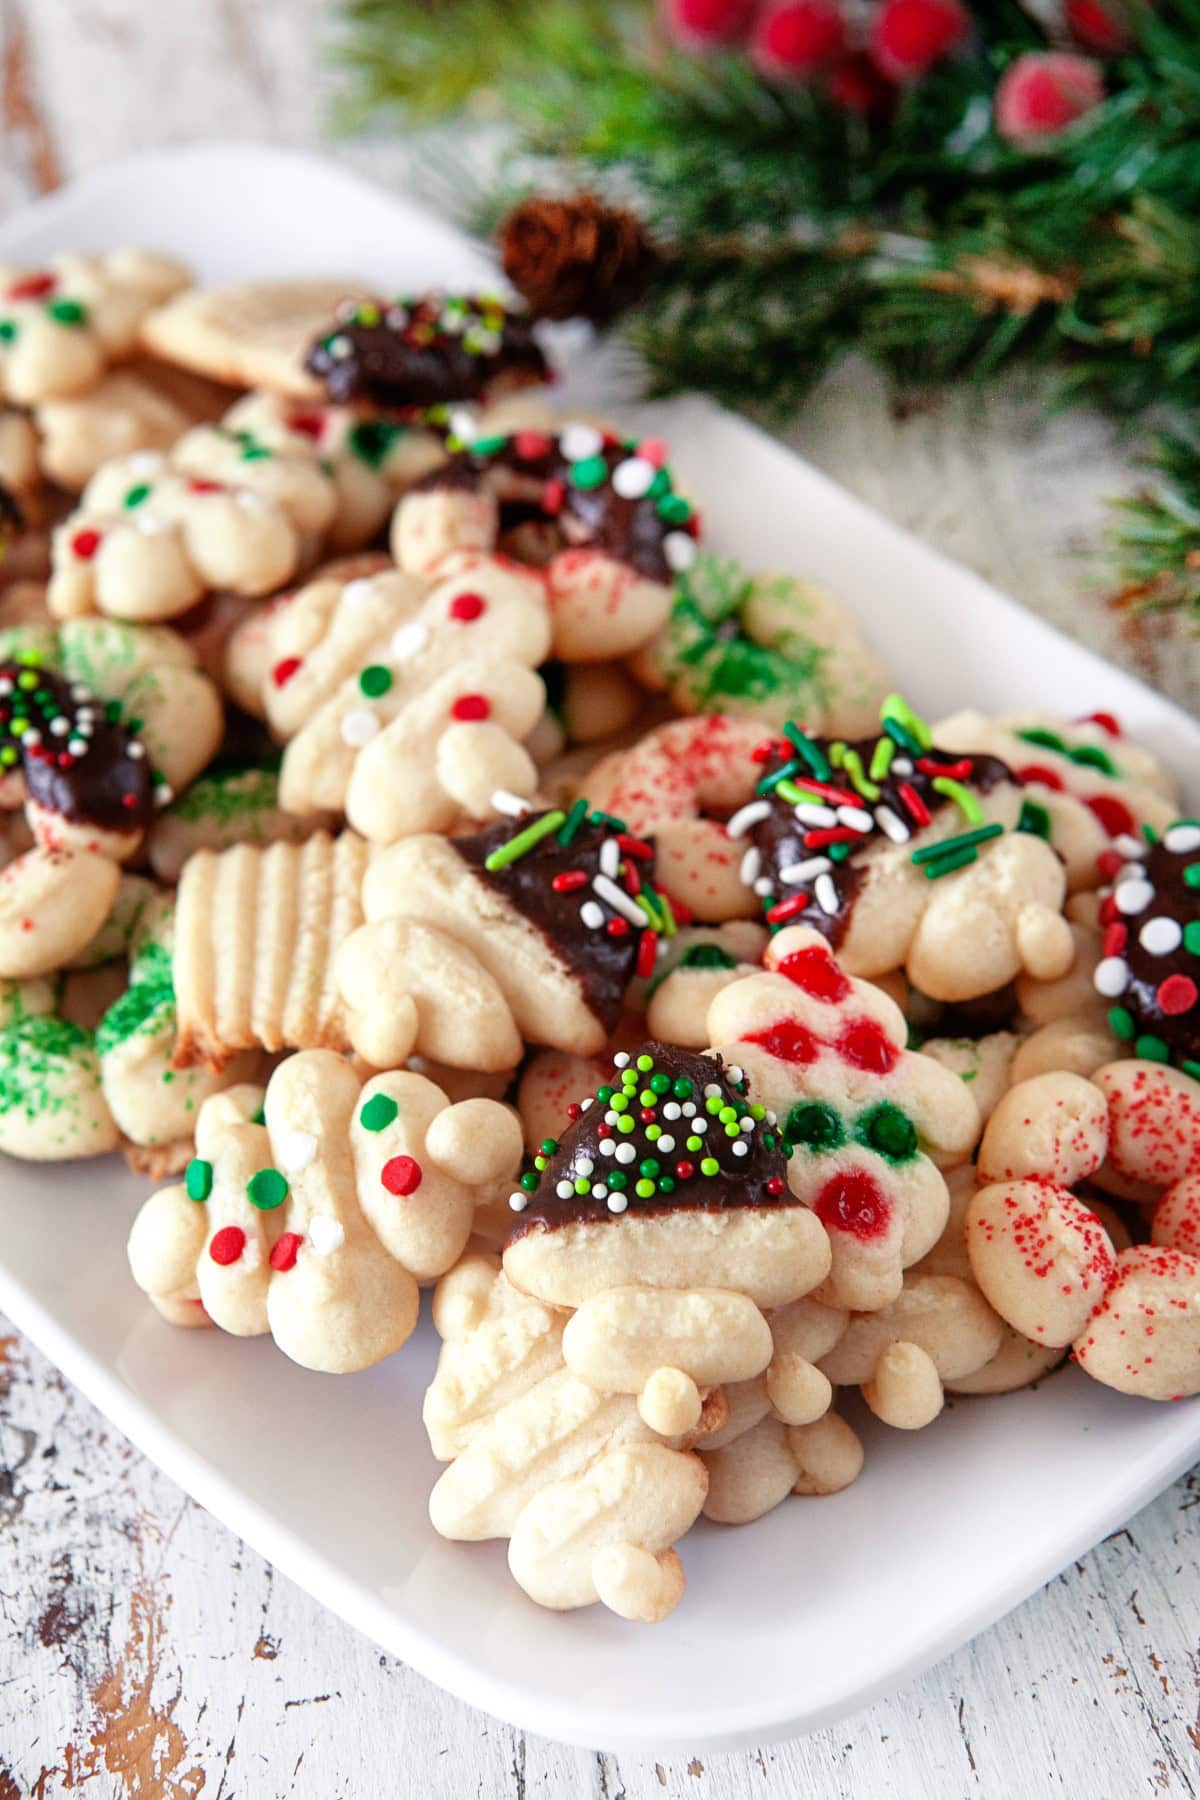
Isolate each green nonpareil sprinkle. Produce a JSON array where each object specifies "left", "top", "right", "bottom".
[
  {"left": 1018, "top": 799, "right": 1052, "bottom": 839},
  {"left": 557, "top": 797, "right": 588, "bottom": 846},
  {"left": 931, "top": 776, "right": 983, "bottom": 825},
  {"left": 911, "top": 822, "right": 1003, "bottom": 865},
  {"left": 485, "top": 809, "right": 565, "bottom": 870}
]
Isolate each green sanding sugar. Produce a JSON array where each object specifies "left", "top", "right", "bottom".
[
  {"left": 166, "top": 765, "right": 281, "bottom": 828},
  {"left": 95, "top": 940, "right": 174, "bottom": 1057},
  {"left": 0, "top": 1015, "right": 97, "bottom": 1122}
]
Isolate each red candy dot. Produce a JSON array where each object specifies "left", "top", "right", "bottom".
[
  {"left": 7, "top": 272, "right": 55, "bottom": 300},
  {"left": 1103, "top": 922, "right": 1128, "bottom": 958},
  {"left": 1085, "top": 794, "right": 1136, "bottom": 839},
  {"left": 1096, "top": 850, "right": 1124, "bottom": 882},
  {"left": 747, "top": 1016, "right": 820, "bottom": 1066},
  {"left": 269, "top": 1231, "right": 303, "bottom": 1272},
  {"left": 71, "top": 528, "right": 101, "bottom": 560},
  {"left": 188, "top": 477, "right": 223, "bottom": 494},
  {"left": 121, "top": 792, "right": 139, "bottom": 809},
  {"left": 514, "top": 430, "right": 553, "bottom": 460},
  {"left": 838, "top": 1017, "right": 897, "bottom": 1074},
  {"left": 640, "top": 1107, "right": 657, "bottom": 1123},
  {"left": 541, "top": 478, "right": 566, "bottom": 516},
  {"left": 451, "top": 694, "right": 490, "bottom": 721},
  {"left": 637, "top": 437, "right": 669, "bottom": 467},
  {"left": 448, "top": 592, "right": 486, "bottom": 622},
  {"left": 776, "top": 943, "right": 851, "bottom": 1003},
  {"left": 606, "top": 917, "right": 630, "bottom": 937},
  {"left": 288, "top": 411, "right": 325, "bottom": 440},
  {"left": 209, "top": 1225, "right": 245, "bottom": 1266},
  {"left": 272, "top": 656, "right": 302, "bottom": 688},
  {"left": 1017, "top": 764, "right": 1065, "bottom": 791},
  {"left": 815, "top": 1169, "right": 891, "bottom": 1241},
  {"left": 381, "top": 1154, "right": 423, "bottom": 1196},
  {"left": 1158, "top": 975, "right": 1198, "bottom": 1017},
  {"left": 566, "top": 1102, "right": 582, "bottom": 1122},
  {"left": 675, "top": 1160, "right": 695, "bottom": 1181},
  {"left": 1079, "top": 710, "right": 1121, "bottom": 738}
]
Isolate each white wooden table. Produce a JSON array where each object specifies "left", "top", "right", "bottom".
[{"left": 2, "top": 5, "right": 1199, "bottom": 1795}]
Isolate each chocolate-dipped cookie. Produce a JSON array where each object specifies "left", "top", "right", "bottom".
[
  {"left": 305, "top": 293, "right": 548, "bottom": 410},
  {"left": 1094, "top": 820, "right": 1200, "bottom": 1072}
]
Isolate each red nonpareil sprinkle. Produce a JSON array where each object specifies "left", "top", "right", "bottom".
[
  {"left": 665, "top": 894, "right": 693, "bottom": 925},
  {"left": 269, "top": 1232, "right": 303, "bottom": 1272},
  {"left": 918, "top": 756, "right": 972, "bottom": 779},
  {"left": 616, "top": 833, "right": 654, "bottom": 859},
  {"left": 1017, "top": 763, "right": 1065, "bottom": 791},
  {"left": 287, "top": 411, "right": 325, "bottom": 440},
  {"left": 1103, "top": 922, "right": 1128, "bottom": 958},
  {"left": 381, "top": 1154, "right": 423, "bottom": 1196},
  {"left": 272, "top": 656, "right": 302, "bottom": 688},
  {"left": 638, "top": 437, "right": 669, "bottom": 467},
  {"left": 636, "top": 929, "right": 658, "bottom": 978},
  {"left": 897, "top": 781, "right": 931, "bottom": 827},
  {"left": 514, "top": 429, "right": 553, "bottom": 460},
  {"left": 675, "top": 1160, "right": 695, "bottom": 1181},
  {"left": 621, "top": 858, "right": 642, "bottom": 895},
  {"left": 803, "top": 825, "right": 862, "bottom": 849},
  {"left": 71, "top": 528, "right": 101, "bottom": 560},
  {"left": 606, "top": 917, "right": 631, "bottom": 937},
  {"left": 121, "top": 792, "right": 139, "bottom": 809},
  {"left": 776, "top": 943, "right": 851, "bottom": 1002},
  {"left": 1096, "top": 849, "right": 1124, "bottom": 882},
  {"left": 552, "top": 870, "right": 588, "bottom": 892},
  {"left": 1085, "top": 794, "right": 1136, "bottom": 839},
  {"left": 1098, "top": 893, "right": 1120, "bottom": 926},
  {"left": 188, "top": 477, "right": 223, "bottom": 494},
  {"left": 7, "top": 271, "right": 55, "bottom": 300},
  {"left": 451, "top": 694, "right": 490, "bottom": 721},
  {"left": 751, "top": 738, "right": 786, "bottom": 764},
  {"left": 56, "top": 753, "right": 72, "bottom": 769},
  {"left": 209, "top": 1225, "right": 246, "bottom": 1266},
  {"left": 1158, "top": 975, "right": 1198, "bottom": 1017},
  {"left": 765, "top": 1176, "right": 786, "bottom": 1196},
  {"left": 766, "top": 893, "right": 812, "bottom": 926},
  {"left": 565, "top": 1102, "right": 582, "bottom": 1121},
  {"left": 448, "top": 591, "right": 486, "bottom": 622},
  {"left": 541, "top": 478, "right": 566, "bottom": 516},
  {"left": 1079, "top": 710, "right": 1122, "bottom": 737}
]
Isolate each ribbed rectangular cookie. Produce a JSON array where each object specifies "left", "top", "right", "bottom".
[{"left": 172, "top": 831, "right": 370, "bottom": 1069}]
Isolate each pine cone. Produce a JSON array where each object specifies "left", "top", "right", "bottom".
[{"left": 498, "top": 194, "right": 658, "bottom": 326}]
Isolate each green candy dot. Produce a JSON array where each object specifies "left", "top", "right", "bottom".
[
  {"left": 639, "top": 1090, "right": 656, "bottom": 1108},
  {"left": 724, "top": 1123, "right": 740, "bottom": 1138},
  {"left": 359, "top": 664, "right": 392, "bottom": 699},
  {"left": 763, "top": 1132, "right": 777, "bottom": 1150},
  {"left": 610, "top": 1092, "right": 629, "bottom": 1113},
  {"left": 749, "top": 1104, "right": 766, "bottom": 1122},
  {"left": 0, "top": 320, "right": 17, "bottom": 343},
  {"left": 520, "top": 1170, "right": 538, "bottom": 1192},
  {"left": 360, "top": 1093, "right": 399, "bottom": 1132},
  {"left": 1185, "top": 865, "right": 1200, "bottom": 889},
  {"left": 574, "top": 1177, "right": 590, "bottom": 1195},
  {"left": 686, "top": 1135, "right": 702, "bottom": 1152},
  {"left": 636, "top": 1054, "right": 653, "bottom": 1072},
  {"left": 0, "top": 746, "right": 16, "bottom": 767},
  {"left": 47, "top": 297, "right": 86, "bottom": 326},
  {"left": 1135, "top": 1033, "right": 1170, "bottom": 1063},
  {"left": 647, "top": 468, "right": 671, "bottom": 500},
  {"left": 1182, "top": 1060, "right": 1200, "bottom": 1082},
  {"left": 1184, "top": 922, "right": 1200, "bottom": 955},
  {"left": 858, "top": 1101, "right": 918, "bottom": 1163},
  {"left": 539, "top": 1138, "right": 558, "bottom": 1155},
  {"left": 678, "top": 944, "right": 735, "bottom": 972},
  {"left": 17, "top": 671, "right": 37, "bottom": 691},
  {"left": 635, "top": 1178, "right": 656, "bottom": 1199},
  {"left": 639, "top": 1158, "right": 660, "bottom": 1179},
  {"left": 122, "top": 482, "right": 152, "bottom": 510},
  {"left": 185, "top": 1158, "right": 213, "bottom": 1202},
  {"left": 617, "top": 1115, "right": 635, "bottom": 1134},
  {"left": 247, "top": 1168, "right": 289, "bottom": 1211},
  {"left": 705, "top": 1095, "right": 722, "bottom": 1114},
  {"left": 608, "top": 1168, "right": 628, "bottom": 1191},
  {"left": 658, "top": 1175, "right": 676, "bottom": 1194},
  {"left": 785, "top": 1101, "right": 845, "bottom": 1151},
  {"left": 718, "top": 1105, "right": 737, "bottom": 1123},
  {"left": 646, "top": 1124, "right": 661, "bottom": 1140},
  {"left": 596, "top": 1085, "right": 613, "bottom": 1103},
  {"left": 569, "top": 454, "right": 608, "bottom": 490},
  {"left": 656, "top": 492, "right": 691, "bottom": 525},
  {"left": 649, "top": 1072, "right": 671, "bottom": 1095},
  {"left": 1108, "top": 1006, "right": 1136, "bottom": 1041},
  {"left": 700, "top": 1157, "right": 720, "bottom": 1177},
  {"left": 534, "top": 1156, "right": 547, "bottom": 1171},
  {"left": 672, "top": 1077, "right": 693, "bottom": 1099}
]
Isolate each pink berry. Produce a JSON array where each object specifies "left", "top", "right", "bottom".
[
  {"left": 750, "top": 1, "right": 847, "bottom": 81},
  {"left": 826, "top": 52, "right": 895, "bottom": 117},
  {"left": 662, "top": 0, "right": 756, "bottom": 50},
  {"left": 994, "top": 51, "right": 1104, "bottom": 145},
  {"left": 870, "top": 0, "right": 968, "bottom": 81},
  {"left": 1065, "top": 0, "right": 1136, "bottom": 52}
]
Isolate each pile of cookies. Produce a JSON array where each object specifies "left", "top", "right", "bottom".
[{"left": 3, "top": 247, "right": 1199, "bottom": 1626}]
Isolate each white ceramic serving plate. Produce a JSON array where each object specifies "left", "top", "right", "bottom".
[{"left": 1, "top": 143, "right": 1198, "bottom": 1756}]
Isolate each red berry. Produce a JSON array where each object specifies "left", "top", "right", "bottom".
[
  {"left": 994, "top": 52, "right": 1104, "bottom": 145},
  {"left": 870, "top": 0, "right": 968, "bottom": 80},
  {"left": 381, "top": 1154, "right": 423, "bottom": 1196},
  {"left": 451, "top": 693, "right": 490, "bottom": 721},
  {"left": 1065, "top": 0, "right": 1135, "bottom": 52},
  {"left": 448, "top": 591, "right": 485, "bottom": 621},
  {"left": 662, "top": 0, "right": 757, "bottom": 50},
  {"left": 826, "top": 52, "right": 895, "bottom": 117},
  {"left": 750, "top": 1, "right": 846, "bottom": 80}
]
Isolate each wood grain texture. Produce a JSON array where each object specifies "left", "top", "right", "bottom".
[{"left": 0, "top": 1, "right": 1198, "bottom": 1794}]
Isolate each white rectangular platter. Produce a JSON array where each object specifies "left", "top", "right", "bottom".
[{"left": 1, "top": 143, "right": 1198, "bottom": 1757}]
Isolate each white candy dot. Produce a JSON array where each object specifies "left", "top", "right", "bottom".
[
  {"left": 576, "top": 1156, "right": 595, "bottom": 1177},
  {"left": 615, "top": 1142, "right": 636, "bottom": 1165},
  {"left": 765, "top": 1111, "right": 777, "bottom": 1126},
  {"left": 556, "top": 1179, "right": 575, "bottom": 1200},
  {"left": 21, "top": 730, "right": 39, "bottom": 749},
  {"left": 664, "top": 531, "right": 697, "bottom": 572},
  {"left": 1165, "top": 824, "right": 1200, "bottom": 854},
  {"left": 703, "top": 1083, "right": 722, "bottom": 1097},
  {"left": 342, "top": 577, "right": 377, "bottom": 609},
  {"left": 599, "top": 1138, "right": 616, "bottom": 1157},
  {"left": 1094, "top": 956, "right": 1130, "bottom": 998},
  {"left": 128, "top": 450, "right": 166, "bottom": 474},
  {"left": 607, "top": 1193, "right": 628, "bottom": 1214},
  {"left": 279, "top": 1129, "right": 317, "bottom": 1173},
  {"left": 753, "top": 876, "right": 775, "bottom": 896},
  {"left": 449, "top": 409, "right": 478, "bottom": 443},
  {"left": 682, "top": 1101, "right": 697, "bottom": 1117},
  {"left": 49, "top": 717, "right": 69, "bottom": 736},
  {"left": 739, "top": 1117, "right": 754, "bottom": 1132},
  {"left": 508, "top": 1192, "right": 527, "bottom": 1212},
  {"left": 580, "top": 900, "right": 605, "bottom": 930},
  {"left": 1114, "top": 879, "right": 1155, "bottom": 916},
  {"left": 693, "top": 1117, "right": 708, "bottom": 1133},
  {"left": 657, "top": 1135, "right": 676, "bottom": 1155},
  {"left": 731, "top": 1140, "right": 749, "bottom": 1157},
  {"left": 727, "top": 1065, "right": 744, "bottom": 1084},
  {"left": 127, "top": 742, "right": 145, "bottom": 759},
  {"left": 580, "top": 1096, "right": 593, "bottom": 1111},
  {"left": 592, "top": 1183, "right": 608, "bottom": 1201},
  {"left": 560, "top": 423, "right": 603, "bottom": 462},
  {"left": 308, "top": 1216, "right": 345, "bottom": 1256},
  {"left": 612, "top": 456, "right": 655, "bottom": 500},
  {"left": 340, "top": 709, "right": 379, "bottom": 748},
  {"left": 1140, "top": 916, "right": 1182, "bottom": 956},
  {"left": 135, "top": 512, "right": 172, "bottom": 534},
  {"left": 392, "top": 619, "right": 429, "bottom": 662},
  {"left": 613, "top": 1052, "right": 631, "bottom": 1068},
  {"left": 662, "top": 1101, "right": 682, "bottom": 1121}
]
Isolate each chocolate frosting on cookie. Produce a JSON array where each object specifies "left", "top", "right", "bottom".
[
  {"left": 1097, "top": 822, "right": 1200, "bottom": 1072},
  {"left": 454, "top": 807, "right": 656, "bottom": 1033},
  {"left": 0, "top": 659, "right": 154, "bottom": 833},
  {"left": 411, "top": 426, "right": 699, "bottom": 586},
  {"left": 305, "top": 293, "right": 548, "bottom": 408},
  {"left": 507, "top": 1041, "right": 792, "bottom": 1240},
  {"left": 0, "top": 482, "right": 23, "bottom": 546},
  {"left": 743, "top": 716, "right": 1013, "bottom": 947}
]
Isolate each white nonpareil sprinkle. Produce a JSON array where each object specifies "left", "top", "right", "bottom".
[
  {"left": 592, "top": 1183, "right": 608, "bottom": 1200},
  {"left": 49, "top": 717, "right": 69, "bottom": 737},
  {"left": 449, "top": 409, "right": 479, "bottom": 443},
  {"left": 1114, "top": 878, "right": 1155, "bottom": 916},
  {"left": 340, "top": 709, "right": 380, "bottom": 748},
  {"left": 753, "top": 876, "right": 775, "bottom": 896},
  {"left": 342, "top": 577, "right": 377, "bottom": 609},
  {"left": 815, "top": 872, "right": 840, "bottom": 916},
  {"left": 580, "top": 900, "right": 605, "bottom": 930},
  {"left": 613, "top": 1051, "right": 631, "bottom": 1068},
  {"left": 794, "top": 803, "right": 836, "bottom": 828},
  {"left": 600, "top": 837, "right": 620, "bottom": 879},
  {"left": 560, "top": 423, "right": 603, "bottom": 462},
  {"left": 837, "top": 805, "right": 874, "bottom": 833},
  {"left": 604, "top": 1110, "right": 619, "bottom": 1127},
  {"left": 155, "top": 784, "right": 174, "bottom": 808},
  {"left": 692, "top": 1116, "right": 709, "bottom": 1134},
  {"left": 71, "top": 685, "right": 92, "bottom": 702},
  {"left": 556, "top": 1179, "right": 574, "bottom": 1200},
  {"left": 727, "top": 1065, "right": 744, "bottom": 1083},
  {"left": 739, "top": 1117, "right": 754, "bottom": 1132},
  {"left": 127, "top": 741, "right": 145, "bottom": 759},
  {"left": 664, "top": 531, "right": 697, "bottom": 572},
  {"left": 67, "top": 739, "right": 87, "bottom": 757},
  {"left": 592, "top": 872, "right": 645, "bottom": 927},
  {"left": 508, "top": 1192, "right": 527, "bottom": 1212},
  {"left": 279, "top": 1130, "right": 317, "bottom": 1173},
  {"left": 663, "top": 1101, "right": 682, "bottom": 1121},
  {"left": 704, "top": 1083, "right": 722, "bottom": 1097},
  {"left": 779, "top": 856, "right": 832, "bottom": 885},
  {"left": 580, "top": 1096, "right": 593, "bottom": 1111},
  {"left": 328, "top": 334, "right": 353, "bottom": 359},
  {"left": 726, "top": 799, "right": 771, "bottom": 839},
  {"left": 740, "top": 847, "right": 762, "bottom": 887},
  {"left": 681, "top": 1101, "right": 697, "bottom": 1117},
  {"left": 615, "top": 1142, "right": 637, "bottom": 1165},
  {"left": 892, "top": 757, "right": 913, "bottom": 775},
  {"left": 1093, "top": 956, "right": 1130, "bottom": 998},
  {"left": 1113, "top": 833, "right": 1148, "bottom": 860},
  {"left": 657, "top": 1136, "right": 676, "bottom": 1155},
  {"left": 576, "top": 1156, "right": 595, "bottom": 1178},
  {"left": 1165, "top": 823, "right": 1200, "bottom": 854},
  {"left": 1140, "top": 916, "right": 1183, "bottom": 956},
  {"left": 875, "top": 805, "right": 910, "bottom": 844},
  {"left": 308, "top": 1216, "right": 345, "bottom": 1256},
  {"left": 599, "top": 1138, "right": 616, "bottom": 1157},
  {"left": 612, "top": 456, "right": 655, "bottom": 499},
  {"left": 22, "top": 730, "right": 41, "bottom": 750},
  {"left": 731, "top": 1140, "right": 749, "bottom": 1157},
  {"left": 607, "top": 1193, "right": 629, "bottom": 1214},
  {"left": 491, "top": 788, "right": 530, "bottom": 817}
]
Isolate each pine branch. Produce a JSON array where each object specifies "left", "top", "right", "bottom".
[{"left": 1111, "top": 433, "right": 1200, "bottom": 618}]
